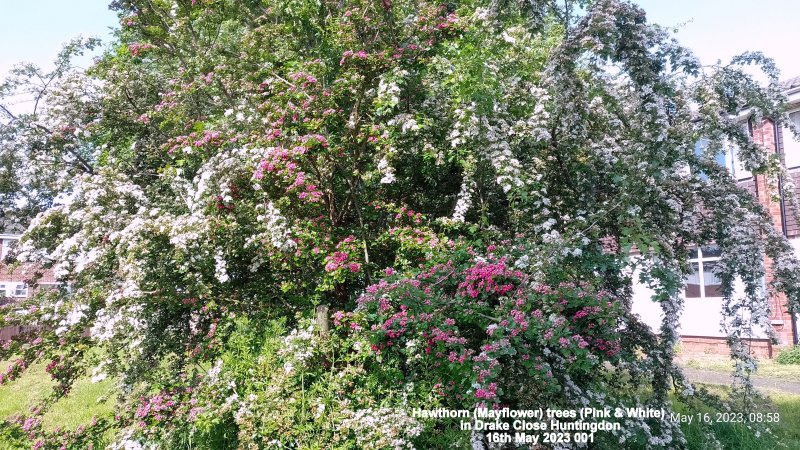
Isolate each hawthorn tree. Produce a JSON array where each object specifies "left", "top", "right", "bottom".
[{"left": 1, "top": 0, "right": 799, "bottom": 448}]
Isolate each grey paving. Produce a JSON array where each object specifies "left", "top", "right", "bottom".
[{"left": 681, "top": 367, "right": 800, "bottom": 395}]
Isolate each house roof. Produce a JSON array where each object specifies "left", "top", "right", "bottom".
[{"left": 781, "top": 75, "right": 800, "bottom": 92}]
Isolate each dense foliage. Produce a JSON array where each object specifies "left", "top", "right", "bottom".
[
  {"left": 2, "top": 0, "right": 800, "bottom": 448},
  {"left": 776, "top": 346, "right": 800, "bottom": 365}
]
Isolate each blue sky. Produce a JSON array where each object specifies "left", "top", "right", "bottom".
[
  {"left": 0, "top": 0, "right": 116, "bottom": 76},
  {"left": 634, "top": 0, "right": 800, "bottom": 79},
  {"left": 0, "top": 1, "right": 799, "bottom": 79}
]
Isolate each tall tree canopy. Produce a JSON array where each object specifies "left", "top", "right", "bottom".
[{"left": 1, "top": 0, "right": 799, "bottom": 448}]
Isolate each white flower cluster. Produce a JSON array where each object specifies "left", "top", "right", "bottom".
[
  {"left": 403, "top": 339, "right": 424, "bottom": 361},
  {"left": 234, "top": 393, "right": 259, "bottom": 424},
  {"left": 250, "top": 201, "right": 297, "bottom": 252},
  {"left": 484, "top": 118, "right": 523, "bottom": 193},
  {"left": 109, "top": 429, "right": 155, "bottom": 450},
  {"left": 278, "top": 326, "right": 315, "bottom": 374},
  {"left": 55, "top": 303, "right": 88, "bottom": 335},
  {"left": 452, "top": 176, "right": 475, "bottom": 222},
  {"left": 20, "top": 169, "right": 148, "bottom": 281},
  {"left": 186, "top": 147, "right": 263, "bottom": 212},
  {"left": 214, "top": 249, "right": 229, "bottom": 283},
  {"left": 448, "top": 105, "right": 480, "bottom": 149},
  {"left": 388, "top": 113, "right": 420, "bottom": 134},
  {"left": 91, "top": 360, "right": 110, "bottom": 383},
  {"left": 448, "top": 104, "right": 524, "bottom": 194},
  {"left": 377, "top": 69, "right": 408, "bottom": 112},
  {"left": 207, "top": 359, "right": 224, "bottom": 382},
  {"left": 377, "top": 156, "right": 397, "bottom": 185},
  {"left": 91, "top": 304, "right": 145, "bottom": 343},
  {"left": 340, "top": 408, "right": 423, "bottom": 450},
  {"left": 165, "top": 214, "right": 206, "bottom": 252}
]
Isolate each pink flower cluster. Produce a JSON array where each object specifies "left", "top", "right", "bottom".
[
  {"left": 458, "top": 259, "right": 521, "bottom": 299},
  {"left": 167, "top": 130, "right": 228, "bottom": 153},
  {"left": 322, "top": 236, "right": 362, "bottom": 273},
  {"left": 253, "top": 139, "right": 327, "bottom": 204},
  {"left": 475, "top": 382, "right": 497, "bottom": 399},
  {"left": 339, "top": 49, "right": 370, "bottom": 66},
  {"left": 0, "top": 358, "right": 26, "bottom": 384},
  {"left": 128, "top": 42, "right": 155, "bottom": 57},
  {"left": 350, "top": 243, "right": 625, "bottom": 409},
  {"left": 136, "top": 392, "right": 178, "bottom": 423}
]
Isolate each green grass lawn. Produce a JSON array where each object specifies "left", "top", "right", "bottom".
[
  {"left": 0, "top": 360, "right": 115, "bottom": 449},
  {"left": 674, "top": 385, "right": 800, "bottom": 450}
]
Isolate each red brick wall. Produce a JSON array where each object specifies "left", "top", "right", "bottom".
[
  {"left": 750, "top": 119, "right": 797, "bottom": 346},
  {"left": 680, "top": 336, "right": 773, "bottom": 359}
]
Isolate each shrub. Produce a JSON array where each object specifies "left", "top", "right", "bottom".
[{"left": 776, "top": 346, "right": 800, "bottom": 365}]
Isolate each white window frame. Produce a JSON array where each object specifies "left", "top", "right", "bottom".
[
  {"left": 725, "top": 141, "right": 754, "bottom": 181},
  {"left": 695, "top": 137, "right": 753, "bottom": 181},
  {"left": 782, "top": 110, "right": 800, "bottom": 170},
  {"left": 685, "top": 246, "right": 723, "bottom": 299},
  {"left": 13, "top": 283, "right": 28, "bottom": 298},
  {"left": 1, "top": 239, "right": 15, "bottom": 259}
]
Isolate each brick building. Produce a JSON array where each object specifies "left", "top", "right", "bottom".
[
  {"left": 632, "top": 76, "right": 800, "bottom": 357},
  {"left": 0, "top": 233, "right": 57, "bottom": 306}
]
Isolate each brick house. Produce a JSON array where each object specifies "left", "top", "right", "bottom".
[
  {"left": 631, "top": 76, "right": 800, "bottom": 357},
  {"left": 0, "top": 234, "right": 58, "bottom": 340},
  {"left": 0, "top": 233, "right": 57, "bottom": 306}
]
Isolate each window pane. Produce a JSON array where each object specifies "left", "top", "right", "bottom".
[
  {"left": 687, "top": 247, "right": 698, "bottom": 260},
  {"left": 702, "top": 261, "right": 724, "bottom": 297},
  {"left": 701, "top": 245, "right": 721, "bottom": 258},
  {"left": 719, "top": 135, "right": 753, "bottom": 181},
  {"left": 693, "top": 139, "right": 714, "bottom": 181},
  {"left": 1, "top": 240, "right": 13, "bottom": 259},
  {"left": 13, "top": 284, "right": 28, "bottom": 297},
  {"left": 784, "top": 112, "right": 800, "bottom": 169},
  {"left": 685, "top": 262, "right": 701, "bottom": 298},
  {"left": 715, "top": 151, "right": 726, "bottom": 168}
]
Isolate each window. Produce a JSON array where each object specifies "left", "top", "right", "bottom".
[
  {"left": 723, "top": 140, "right": 753, "bottom": 180},
  {"left": 693, "top": 139, "right": 727, "bottom": 181},
  {"left": 1, "top": 239, "right": 15, "bottom": 259},
  {"left": 720, "top": 122, "right": 754, "bottom": 181},
  {"left": 13, "top": 284, "right": 28, "bottom": 298},
  {"left": 685, "top": 246, "right": 723, "bottom": 298},
  {"left": 694, "top": 138, "right": 753, "bottom": 181},
  {"left": 0, "top": 284, "right": 5, "bottom": 297},
  {"left": 782, "top": 111, "right": 800, "bottom": 169}
]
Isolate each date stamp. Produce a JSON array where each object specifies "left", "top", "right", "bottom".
[{"left": 670, "top": 412, "right": 780, "bottom": 425}]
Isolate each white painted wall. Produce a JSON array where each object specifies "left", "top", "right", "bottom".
[{"left": 630, "top": 264, "right": 769, "bottom": 338}]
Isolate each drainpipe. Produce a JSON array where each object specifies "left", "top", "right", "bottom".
[{"left": 774, "top": 120, "right": 800, "bottom": 345}]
